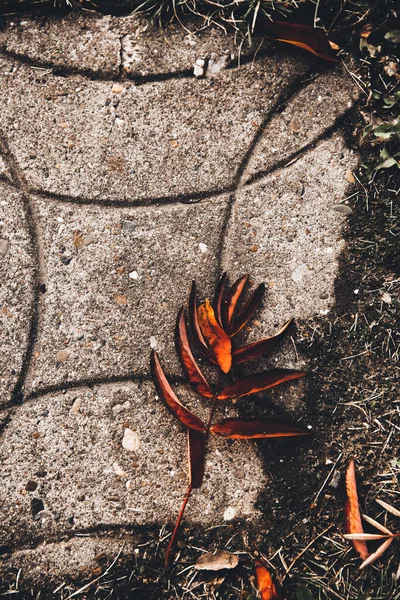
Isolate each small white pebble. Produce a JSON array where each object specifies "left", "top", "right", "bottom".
[
  {"left": 354, "top": 289, "right": 359, "bottom": 295},
  {"left": 307, "top": 425, "right": 313, "bottom": 430},
  {"left": 129, "top": 270, "right": 139, "bottom": 280},
  {"left": 150, "top": 336, "right": 157, "bottom": 349},
  {"left": 382, "top": 292, "right": 392, "bottom": 304},
  {"left": 122, "top": 428, "right": 140, "bottom": 452},
  {"left": 199, "top": 243, "right": 208, "bottom": 253},
  {"left": 223, "top": 507, "right": 236, "bottom": 521},
  {"left": 113, "top": 463, "right": 127, "bottom": 477},
  {"left": 69, "top": 398, "right": 82, "bottom": 415}
]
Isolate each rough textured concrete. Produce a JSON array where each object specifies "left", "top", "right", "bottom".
[
  {"left": 0, "top": 12, "right": 359, "bottom": 589},
  {"left": 24, "top": 196, "right": 227, "bottom": 394},
  {"left": 0, "top": 53, "right": 309, "bottom": 201},
  {"left": 0, "top": 14, "right": 240, "bottom": 77},
  {"left": 0, "top": 382, "right": 267, "bottom": 549},
  {"left": 0, "top": 186, "right": 34, "bottom": 404}
]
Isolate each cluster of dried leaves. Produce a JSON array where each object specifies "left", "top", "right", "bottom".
[
  {"left": 344, "top": 459, "right": 400, "bottom": 575},
  {"left": 151, "top": 273, "right": 309, "bottom": 568}
]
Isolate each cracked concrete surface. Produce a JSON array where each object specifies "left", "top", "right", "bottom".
[{"left": 0, "top": 12, "right": 359, "bottom": 588}]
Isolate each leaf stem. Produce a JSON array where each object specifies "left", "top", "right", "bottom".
[
  {"left": 164, "top": 395, "right": 217, "bottom": 570},
  {"left": 164, "top": 483, "right": 193, "bottom": 571}
]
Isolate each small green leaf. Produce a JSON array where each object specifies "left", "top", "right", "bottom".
[
  {"left": 375, "top": 157, "right": 398, "bottom": 171},
  {"left": 383, "top": 95, "right": 396, "bottom": 108},
  {"left": 296, "top": 585, "right": 315, "bottom": 600},
  {"left": 385, "top": 30, "right": 400, "bottom": 43},
  {"left": 362, "top": 124, "right": 373, "bottom": 138},
  {"left": 380, "top": 147, "right": 390, "bottom": 160},
  {"left": 373, "top": 120, "right": 400, "bottom": 139}
]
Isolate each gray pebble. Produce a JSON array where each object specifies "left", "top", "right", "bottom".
[
  {"left": 83, "top": 232, "right": 95, "bottom": 246},
  {"left": 0, "top": 239, "right": 9, "bottom": 257},
  {"left": 122, "top": 220, "right": 136, "bottom": 233},
  {"left": 332, "top": 205, "right": 353, "bottom": 215}
]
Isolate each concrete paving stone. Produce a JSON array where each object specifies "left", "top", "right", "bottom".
[
  {"left": 1, "top": 536, "right": 138, "bottom": 587},
  {"left": 222, "top": 134, "right": 357, "bottom": 345},
  {"left": 24, "top": 196, "right": 226, "bottom": 395},
  {"left": 0, "top": 380, "right": 267, "bottom": 549},
  {"left": 0, "top": 14, "right": 121, "bottom": 76},
  {"left": 0, "top": 184, "right": 34, "bottom": 407},
  {"left": 244, "top": 67, "right": 359, "bottom": 182},
  {"left": 0, "top": 53, "right": 309, "bottom": 202},
  {"left": 0, "top": 13, "right": 251, "bottom": 78}
]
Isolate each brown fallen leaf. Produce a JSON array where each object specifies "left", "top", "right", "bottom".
[
  {"left": 217, "top": 368, "right": 306, "bottom": 400},
  {"left": 255, "top": 561, "right": 282, "bottom": 600},
  {"left": 213, "top": 271, "right": 227, "bottom": 328},
  {"left": 360, "top": 538, "right": 393, "bottom": 570},
  {"left": 229, "top": 283, "right": 265, "bottom": 336},
  {"left": 233, "top": 319, "right": 293, "bottom": 365},
  {"left": 211, "top": 418, "right": 309, "bottom": 439},
  {"left": 188, "top": 428, "right": 206, "bottom": 489},
  {"left": 344, "top": 459, "right": 369, "bottom": 560},
  {"left": 189, "top": 281, "right": 214, "bottom": 360},
  {"left": 375, "top": 498, "right": 400, "bottom": 518},
  {"left": 224, "top": 274, "right": 248, "bottom": 327},
  {"left": 150, "top": 350, "right": 206, "bottom": 432},
  {"left": 176, "top": 307, "right": 213, "bottom": 398},
  {"left": 259, "top": 19, "right": 339, "bottom": 62},
  {"left": 198, "top": 299, "right": 232, "bottom": 373},
  {"left": 194, "top": 550, "right": 239, "bottom": 571}
]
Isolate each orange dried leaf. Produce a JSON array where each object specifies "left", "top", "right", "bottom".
[
  {"left": 213, "top": 272, "right": 227, "bottom": 328},
  {"left": 255, "top": 561, "right": 282, "bottom": 600},
  {"left": 198, "top": 299, "right": 232, "bottom": 373},
  {"left": 188, "top": 428, "right": 206, "bottom": 489},
  {"left": 233, "top": 319, "right": 293, "bottom": 365},
  {"left": 225, "top": 275, "right": 249, "bottom": 326},
  {"left": 217, "top": 369, "right": 305, "bottom": 400},
  {"left": 260, "top": 19, "right": 339, "bottom": 62},
  {"left": 176, "top": 307, "right": 213, "bottom": 398},
  {"left": 345, "top": 459, "right": 369, "bottom": 560},
  {"left": 229, "top": 283, "right": 265, "bottom": 336},
  {"left": 189, "top": 281, "right": 214, "bottom": 360},
  {"left": 150, "top": 350, "right": 206, "bottom": 432},
  {"left": 211, "top": 418, "right": 309, "bottom": 439}
]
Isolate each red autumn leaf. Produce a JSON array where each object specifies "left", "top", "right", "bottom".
[
  {"left": 260, "top": 19, "right": 339, "bottom": 62},
  {"left": 198, "top": 299, "right": 232, "bottom": 373},
  {"left": 345, "top": 459, "right": 369, "bottom": 561},
  {"left": 224, "top": 274, "right": 249, "bottom": 327},
  {"left": 229, "top": 283, "right": 265, "bottom": 336},
  {"left": 213, "top": 271, "right": 227, "bottom": 328},
  {"left": 189, "top": 281, "right": 214, "bottom": 360},
  {"left": 150, "top": 350, "right": 206, "bottom": 432},
  {"left": 176, "top": 307, "right": 213, "bottom": 398},
  {"left": 255, "top": 561, "right": 282, "bottom": 600},
  {"left": 188, "top": 428, "right": 206, "bottom": 489},
  {"left": 217, "top": 368, "right": 306, "bottom": 400},
  {"left": 233, "top": 319, "right": 293, "bottom": 365},
  {"left": 211, "top": 418, "right": 309, "bottom": 439}
]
